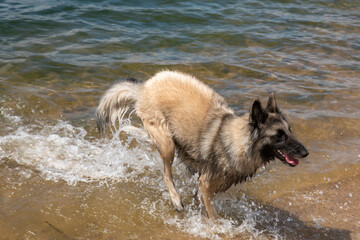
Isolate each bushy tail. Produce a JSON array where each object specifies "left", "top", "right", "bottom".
[{"left": 96, "top": 80, "right": 142, "bottom": 135}]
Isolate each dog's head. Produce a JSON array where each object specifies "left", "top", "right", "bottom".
[{"left": 249, "top": 93, "right": 309, "bottom": 167}]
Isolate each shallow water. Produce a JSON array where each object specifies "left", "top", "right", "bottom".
[{"left": 1, "top": 0, "right": 360, "bottom": 239}]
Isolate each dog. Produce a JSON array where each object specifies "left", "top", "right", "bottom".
[{"left": 96, "top": 70, "right": 309, "bottom": 219}]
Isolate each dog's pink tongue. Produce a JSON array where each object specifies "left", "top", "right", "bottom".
[{"left": 285, "top": 154, "right": 299, "bottom": 166}]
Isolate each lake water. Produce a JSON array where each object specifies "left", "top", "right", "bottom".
[{"left": 1, "top": 0, "right": 359, "bottom": 239}]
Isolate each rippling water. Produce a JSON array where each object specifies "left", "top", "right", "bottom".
[{"left": 1, "top": 0, "right": 360, "bottom": 239}]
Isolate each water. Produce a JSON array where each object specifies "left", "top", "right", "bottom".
[{"left": 1, "top": 0, "right": 360, "bottom": 239}]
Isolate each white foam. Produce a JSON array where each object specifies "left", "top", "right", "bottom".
[
  {"left": 0, "top": 112, "right": 161, "bottom": 185},
  {"left": 140, "top": 185, "right": 287, "bottom": 240}
]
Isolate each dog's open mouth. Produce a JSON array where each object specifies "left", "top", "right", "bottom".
[{"left": 274, "top": 149, "right": 299, "bottom": 167}]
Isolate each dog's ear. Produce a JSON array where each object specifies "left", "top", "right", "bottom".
[
  {"left": 250, "top": 99, "right": 267, "bottom": 125},
  {"left": 266, "top": 92, "right": 280, "bottom": 113}
]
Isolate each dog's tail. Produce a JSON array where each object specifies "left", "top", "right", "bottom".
[{"left": 96, "top": 79, "right": 142, "bottom": 135}]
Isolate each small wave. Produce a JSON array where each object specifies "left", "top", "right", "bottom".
[{"left": 0, "top": 111, "right": 161, "bottom": 185}]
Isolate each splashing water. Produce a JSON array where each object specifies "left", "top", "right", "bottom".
[{"left": 0, "top": 110, "right": 161, "bottom": 186}]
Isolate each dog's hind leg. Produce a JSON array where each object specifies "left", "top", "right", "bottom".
[{"left": 143, "top": 120, "right": 184, "bottom": 212}]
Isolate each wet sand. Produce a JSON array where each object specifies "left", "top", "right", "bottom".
[
  {"left": 1, "top": 159, "right": 359, "bottom": 240},
  {"left": 271, "top": 173, "right": 360, "bottom": 239}
]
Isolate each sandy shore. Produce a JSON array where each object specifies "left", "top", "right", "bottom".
[{"left": 271, "top": 174, "right": 360, "bottom": 239}]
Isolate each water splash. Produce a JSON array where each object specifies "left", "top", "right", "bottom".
[{"left": 0, "top": 110, "right": 161, "bottom": 185}]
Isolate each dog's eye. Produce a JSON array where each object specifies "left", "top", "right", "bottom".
[{"left": 275, "top": 130, "right": 285, "bottom": 140}]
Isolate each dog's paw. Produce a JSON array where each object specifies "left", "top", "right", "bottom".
[
  {"left": 172, "top": 200, "right": 184, "bottom": 212},
  {"left": 169, "top": 189, "right": 184, "bottom": 211}
]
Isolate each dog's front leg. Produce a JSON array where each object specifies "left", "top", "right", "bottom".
[{"left": 199, "top": 174, "right": 221, "bottom": 219}]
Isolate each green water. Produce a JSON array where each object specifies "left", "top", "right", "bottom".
[{"left": 1, "top": 0, "right": 360, "bottom": 239}]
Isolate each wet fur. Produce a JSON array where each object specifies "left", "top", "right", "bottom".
[{"left": 96, "top": 70, "right": 308, "bottom": 219}]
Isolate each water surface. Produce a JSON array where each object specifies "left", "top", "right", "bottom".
[{"left": 1, "top": 0, "right": 360, "bottom": 239}]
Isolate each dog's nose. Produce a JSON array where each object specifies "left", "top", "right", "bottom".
[{"left": 301, "top": 148, "right": 309, "bottom": 158}]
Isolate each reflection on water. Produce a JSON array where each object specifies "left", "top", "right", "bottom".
[{"left": 1, "top": 0, "right": 360, "bottom": 239}]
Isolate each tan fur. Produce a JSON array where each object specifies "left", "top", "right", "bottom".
[
  {"left": 96, "top": 70, "right": 297, "bottom": 219},
  {"left": 96, "top": 81, "right": 141, "bottom": 133},
  {"left": 136, "top": 71, "right": 226, "bottom": 149}
]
